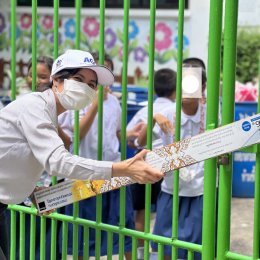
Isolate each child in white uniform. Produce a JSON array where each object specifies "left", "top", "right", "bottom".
[
  {"left": 127, "top": 68, "right": 176, "bottom": 258},
  {"left": 145, "top": 58, "right": 207, "bottom": 260}
]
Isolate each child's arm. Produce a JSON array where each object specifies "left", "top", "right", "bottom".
[
  {"left": 78, "top": 87, "right": 110, "bottom": 140},
  {"left": 137, "top": 113, "right": 174, "bottom": 147},
  {"left": 57, "top": 126, "right": 71, "bottom": 150},
  {"left": 78, "top": 97, "right": 98, "bottom": 140}
]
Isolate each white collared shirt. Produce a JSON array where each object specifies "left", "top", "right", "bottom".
[
  {"left": 160, "top": 103, "right": 205, "bottom": 197},
  {"left": 77, "top": 93, "right": 121, "bottom": 162},
  {"left": 0, "top": 89, "right": 112, "bottom": 204}
]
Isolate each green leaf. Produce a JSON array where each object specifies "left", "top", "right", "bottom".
[
  {"left": 130, "top": 39, "right": 138, "bottom": 49},
  {"left": 91, "top": 40, "right": 99, "bottom": 51},
  {"left": 116, "top": 29, "right": 124, "bottom": 42},
  {"left": 161, "top": 50, "right": 175, "bottom": 63},
  {"left": 109, "top": 46, "right": 120, "bottom": 57}
]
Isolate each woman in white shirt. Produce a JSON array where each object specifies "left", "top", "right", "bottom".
[{"left": 0, "top": 49, "right": 163, "bottom": 260}]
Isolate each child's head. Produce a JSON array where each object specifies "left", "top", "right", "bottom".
[
  {"left": 154, "top": 68, "right": 176, "bottom": 98},
  {"left": 27, "top": 56, "right": 53, "bottom": 91},
  {"left": 183, "top": 57, "right": 207, "bottom": 90},
  {"left": 92, "top": 52, "right": 114, "bottom": 72}
]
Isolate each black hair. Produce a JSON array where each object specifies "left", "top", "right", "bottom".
[
  {"left": 52, "top": 68, "right": 81, "bottom": 81},
  {"left": 183, "top": 57, "right": 207, "bottom": 86},
  {"left": 41, "top": 68, "right": 81, "bottom": 90},
  {"left": 27, "top": 56, "right": 54, "bottom": 74},
  {"left": 92, "top": 52, "right": 114, "bottom": 72},
  {"left": 154, "top": 68, "right": 176, "bottom": 97}
]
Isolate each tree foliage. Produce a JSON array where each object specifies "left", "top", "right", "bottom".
[{"left": 236, "top": 29, "right": 260, "bottom": 83}]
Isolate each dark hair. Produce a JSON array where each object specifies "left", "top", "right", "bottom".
[
  {"left": 154, "top": 68, "right": 176, "bottom": 97},
  {"left": 183, "top": 57, "right": 207, "bottom": 86},
  {"left": 51, "top": 68, "right": 81, "bottom": 81},
  {"left": 27, "top": 56, "right": 54, "bottom": 74},
  {"left": 41, "top": 68, "right": 81, "bottom": 90},
  {"left": 92, "top": 52, "right": 114, "bottom": 72}
]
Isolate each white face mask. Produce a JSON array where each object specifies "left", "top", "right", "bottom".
[{"left": 55, "top": 79, "right": 96, "bottom": 110}]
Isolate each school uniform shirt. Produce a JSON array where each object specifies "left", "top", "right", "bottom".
[
  {"left": 126, "top": 97, "right": 175, "bottom": 149},
  {"left": 76, "top": 93, "right": 121, "bottom": 162},
  {"left": 160, "top": 103, "right": 205, "bottom": 197},
  {"left": 0, "top": 89, "right": 112, "bottom": 205}
]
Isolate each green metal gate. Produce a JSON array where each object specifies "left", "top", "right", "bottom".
[{"left": 6, "top": 0, "right": 260, "bottom": 259}]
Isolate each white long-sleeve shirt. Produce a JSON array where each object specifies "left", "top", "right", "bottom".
[{"left": 0, "top": 89, "right": 112, "bottom": 204}]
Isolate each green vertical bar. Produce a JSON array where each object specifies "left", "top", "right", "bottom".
[
  {"left": 202, "top": 0, "right": 223, "bottom": 259},
  {"left": 10, "top": 0, "right": 16, "bottom": 100},
  {"left": 94, "top": 0, "right": 105, "bottom": 259},
  {"left": 107, "top": 231, "right": 113, "bottom": 260},
  {"left": 216, "top": 1, "right": 238, "bottom": 260},
  {"left": 50, "top": 219, "right": 57, "bottom": 260},
  {"left": 172, "top": 0, "right": 184, "bottom": 259},
  {"left": 158, "top": 243, "right": 164, "bottom": 260},
  {"left": 40, "top": 217, "right": 46, "bottom": 260},
  {"left": 83, "top": 226, "right": 89, "bottom": 260},
  {"left": 72, "top": 1, "right": 81, "bottom": 259},
  {"left": 61, "top": 222, "right": 68, "bottom": 260},
  {"left": 188, "top": 250, "right": 194, "bottom": 260},
  {"left": 10, "top": 210, "right": 16, "bottom": 260},
  {"left": 252, "top": 54, "right": 260, "bottom": 258},
  {"left": 29, "top": 214, "right": 36, "bottom": 260},
  {"left": 31, "top": 0, "right": 37, "bottom": 92},
  {"left": 119, "top": 0, "right": 130, "bottom": 259},
  {"left": 19, "top": 212, "right": 25, "bottom": 260},
  {"left": 50, "top": 3, "right": 60, "bottom": 256},
  {"left": 132, "top": 237, "right": 138, "bottom": 260},
  {"left": 144, "top": 0, "right": 156, "bottom": 258},
  {"left": 53, "top": 0, "right": 59, "bottom": 59}
]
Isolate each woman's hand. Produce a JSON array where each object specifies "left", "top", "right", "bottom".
[
  {"left": 153, "top": 114, "right": 174, "bottom": 135},
  {"left": 112, "top": 149, "right": 164, "bottom": 184},
  {"left": 31, "top": 186, "right": 56, "bottom": 215}
]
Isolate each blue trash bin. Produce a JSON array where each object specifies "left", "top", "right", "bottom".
[{"left": 232, "top": 102, "right": 257, "bottom": 197}]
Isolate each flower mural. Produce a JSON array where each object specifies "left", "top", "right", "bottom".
[
  {"left": 83, "top": 17, "right": 99, "bottom": 37},
  {"left": 50, "top": 32, "right": 62, "bottom": 45},
  {"left": 105, "top": 28, "right": 117, "bottom": 49},
  {"left": 64, "top": 18, "right": 76, "bottom": 39},
  {"left": 129, "top": 20, "right": 139, "bottom": 40},
  {"left": 42, "top": 15, "right": 53, "bottom": 30},
  {"left": 174, "top": 35, "right": 190, "bottom": 50},
  {"left": 0, "top": 9, "right": 190, "bottom": 88},
  {"left": 134, "top": 47, "right": 147, "bottom": 62},
  {"left": 20, "top": 14, "right": 32, "bottom": 29},
  {"left": 155, "top": 22, "right": 172, "bottom": 51}
]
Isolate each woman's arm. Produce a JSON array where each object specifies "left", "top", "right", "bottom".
[{"left": 78, "top": 98, "right": 98, "bottom": 140}]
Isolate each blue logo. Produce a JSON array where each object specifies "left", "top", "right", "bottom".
[
  {"left": 242, "top": 121, "right": 251, "bottom": 131},
  {"left": 56, "top": 59, "right": 62, "bottom": 68},
  {"left": 84, "top": 57, "right": 95, "bottom": 64}
]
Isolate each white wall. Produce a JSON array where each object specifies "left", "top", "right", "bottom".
[{"left": 188, "top": 0, "right": 210, "bottom": 68}]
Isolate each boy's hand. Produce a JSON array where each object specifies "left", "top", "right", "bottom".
[{"left": 153, "top": 114, "right": 174, "bottom": 135}]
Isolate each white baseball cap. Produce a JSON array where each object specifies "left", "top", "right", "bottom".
[{"left": 51, "top": 49, "right": 114, "bottom": 85}]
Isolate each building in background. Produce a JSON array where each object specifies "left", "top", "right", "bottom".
[{"left": 0, "top": 0, "right": 259, "bottom": 89}]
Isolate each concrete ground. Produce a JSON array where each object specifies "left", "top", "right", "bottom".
[
  {"left": 67, "top": 198, "right": 255, "bottom": 259},
  {"left": 230, "top": 197, "right": 254, "bottom": 256}
]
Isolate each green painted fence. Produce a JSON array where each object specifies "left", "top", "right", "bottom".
[{"left": 6, "top": 0, "right": 260, "bottom": 259}]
